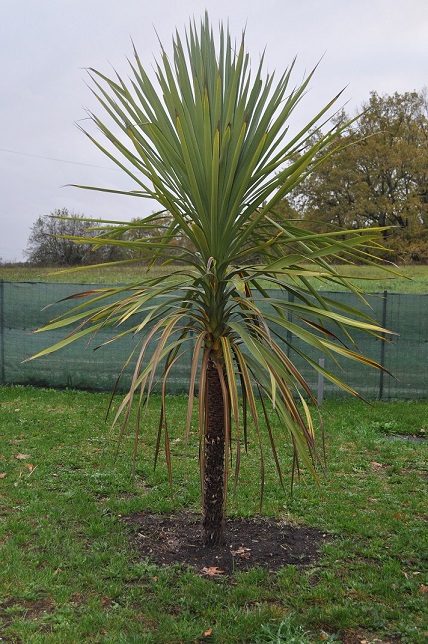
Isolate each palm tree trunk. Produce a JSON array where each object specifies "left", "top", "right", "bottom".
[{"left": 203, "top": 357, "right": 226, "bottom": 546}]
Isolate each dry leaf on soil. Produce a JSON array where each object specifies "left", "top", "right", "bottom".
[
  {"left": 203, "top": 627, "right": 213, "bottom": 637},
  {"left": 201, "top": 566, "right": 225, "bottom": 577},
  {"left": 16, "top": 453, "right": 30, "bottom": 461},
  {"left": 230, "top": 546, "right": 251, "bottom": 559},
  {"left": 0, "top": 473, "right": 6, "bottom": 479}
]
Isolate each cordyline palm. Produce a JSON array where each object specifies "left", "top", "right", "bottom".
[{"left": 33, "top": 15, "right": 392, "bottom": 546}]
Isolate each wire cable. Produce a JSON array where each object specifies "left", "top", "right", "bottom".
[{"left": 0, "top": 147, "right": 119, "bottom": 170}]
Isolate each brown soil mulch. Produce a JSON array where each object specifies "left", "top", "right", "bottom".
[
  {"left": 340, "top": 629, "right": 402, "bottom": 644},
  {"left": 124, "top": 510, "right": 330, "bottom": 576}
]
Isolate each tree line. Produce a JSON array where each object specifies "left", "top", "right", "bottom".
[
  {"left": 24, "top": 208, "right": 189, "bottom": 266},
  {"left": 285, "top": 89, "right": 428, "bottom": 263},
  {"left": 25, "top": 89, "right": 428, "bottom": 266}
]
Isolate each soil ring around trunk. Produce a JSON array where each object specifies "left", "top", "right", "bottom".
[{"left": 123, "top": 510, "right": 330, "bottom": 576}]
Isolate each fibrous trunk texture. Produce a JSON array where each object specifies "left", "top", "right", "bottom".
[{"left": 203, "top": 358, "right": 226, "bottom": 546}]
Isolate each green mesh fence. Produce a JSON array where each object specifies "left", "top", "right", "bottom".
[{"left": 0, "top": 280, "right": 427, "bottom": 399}]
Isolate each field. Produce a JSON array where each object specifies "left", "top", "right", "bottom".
[
  {"left": 0, "top": 386, "right": 427, "bottom": 642},
  {"left": 1, "top": 263, "right": 428, "bottom": 292}
]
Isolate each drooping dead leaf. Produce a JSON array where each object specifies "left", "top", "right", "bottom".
[
  {"left": 16, "top": 453, "right": 30, "bottom": 461},
  {"left": 203, "top": 627, "right": 213, "bottom": 637},
  {"left": 201, "top": 566, "right": 225, "bottom": 577}
]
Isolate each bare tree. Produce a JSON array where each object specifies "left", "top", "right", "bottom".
[{"left": 25, "top": 209, "right": 126, "bottom": 266}]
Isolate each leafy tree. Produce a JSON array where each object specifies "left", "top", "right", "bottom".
[
  {"left": 32, "top": 16, "right": 391, "bottom": 546},
  {"left": 289, "top": 91, "right": 428, "bottom": 261},
  {"left": 25, "top": 208, "right": 127, "bottom": 266}
]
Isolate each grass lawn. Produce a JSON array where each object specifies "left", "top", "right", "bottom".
[
  {"left": 0, "top": 386, "right": 427, "bottom": 642},
  {"left": 1, "top": 263, "right": 428, "bottom": 293}
]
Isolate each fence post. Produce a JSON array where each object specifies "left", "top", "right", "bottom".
[
  {"left": 0, "top": 280, "right": 5, "bottom": 385},
  {"left": 317, "top": 358, "right": 325, "bottom": 405},
  {"left": 378, "top": 290, "right": 388, "bottom": 400},
  {"left": 188, "top": 322, "right": 195, "bottom": 395},
  {"left": 286, "top": 291, "right": 294, "bottom": 357}
]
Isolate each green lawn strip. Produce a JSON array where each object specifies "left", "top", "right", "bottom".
[
  {"left": 1, "top": 264, "right": 428, "bottom": 292},
  {"left": 0, "top": 387, "right": 427, "bottom": 642}
]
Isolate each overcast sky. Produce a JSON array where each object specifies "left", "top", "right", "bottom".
[{"left": 1, "top": 0, "right": 427, "bottom": 261}]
